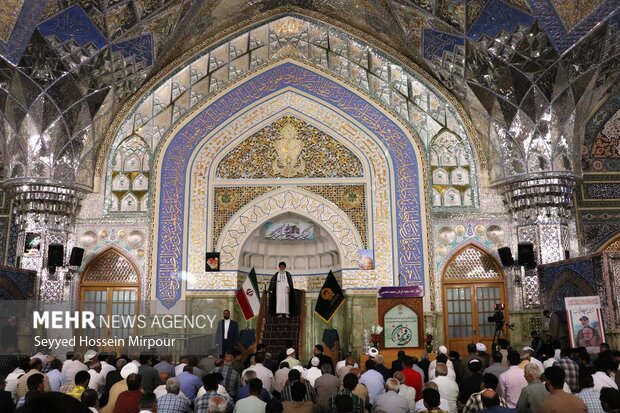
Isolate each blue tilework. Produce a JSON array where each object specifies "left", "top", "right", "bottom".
[
  {"left": 155, "top": 63, "right": 426, "bottom": 308},
  {"left": 468, "top": 0, "right": 535, "bottom": 40},
  {"left": 0, "top": 0, "right": 47, "bottom": 64},
  {"left": 528, "top": 0, "right": 620, "bottom": 53},
  {"left": 423, "top": 29, "right": 464, "bottom": 60},
  {"left": 111, "top": 34, "right": 154, "bottom": 66},
  {"left": 38, "top": 4, "right": 106, "bottom": 49},
  {"left": 539, "top": 259, "right": 596, "bottom": 292}
]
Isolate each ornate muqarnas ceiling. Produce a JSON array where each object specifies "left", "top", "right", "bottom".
[
  {"left": 0, "top": 0, "right": 191, "bottom": 190},
  {"left": 0, "top": 0, "right": 618, "bottom": 193}
]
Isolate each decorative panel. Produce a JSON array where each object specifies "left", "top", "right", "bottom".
[
  {"left": 212, "top": 186, "right": 276, "bottom": 246},
  {"left": 216, "top": 116, "right": 363, "bottom": 179},
  {"left": 82, "top": 249, "right": 139, "bottom": 284},
  {"left": 302, "top": 185, "right": 367, "bottom": 248},
  {"left": 604, "top": 237, "right": 620, "bottom": 253},
  {"left": 443, "top": 245, "right": 503, "bottom": 280},
  {"left": 430, "top": 131, "right": 474, "bottom": 207},
  {"left": 109, "top": 136, "right": 151, "bottom": 213}
]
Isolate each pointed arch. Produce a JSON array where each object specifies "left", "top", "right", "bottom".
[
  {"left": 151, "top": 61, "right": 430, "bottom": 307},
  {"left": 442, "top": 243, "right": 504, "bottom": 282},
  {"left": 216, "top": 186, "right": 364, "bottom": 269},
  {"left": 80, "top": 246, "right": 141, "bottom": 287},
  {"left": 598, "top": 232, "right": 620, "bottom": 253},
  {"left": 546, "top": 269, "right": 595, "bottom": 311}
]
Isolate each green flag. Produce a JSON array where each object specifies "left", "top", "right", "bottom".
[{"left": 314, "top": 270, "right": 345, "bottom": 323}]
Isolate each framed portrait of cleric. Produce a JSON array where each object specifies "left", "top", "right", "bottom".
[
  {"left": 359, "top": 249, "right": 374, "bottom": 270},
  {"left": 205, "top": 252, "right": 220, "bottom": 272}
]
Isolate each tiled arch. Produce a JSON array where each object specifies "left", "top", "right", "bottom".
[{"left": 153, "top": 61, "right": 427, "bottom": 308}]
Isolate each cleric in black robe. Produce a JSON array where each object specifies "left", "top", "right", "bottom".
[{"left": 268, "top": 262, "right": 296, "bottom": 317}]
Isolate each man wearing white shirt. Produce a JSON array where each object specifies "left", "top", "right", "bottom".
[
  {"left": 99, "top": 353, "right": 117, "bottom": 379},
  {"left": 394, "top": 371, "right": 417, "bottom": 412},
  {"left": 88, "top": 362, "right": 106, "bottom": 396},
  {"left": 432, "top": 363, "right": 459, "bottom": 413},
  {"left": 592, "top": 368, "right": 618, "bottom": 391},
  {"left": 234, "top": 378, "right": 267, "bottom": 413},
  {"left": 247, "top": 352, "right": 274, "bottom": 393},
  {"left": 63, "top": 353, "right": 88, "bottom": 386},
  {"left": 336, "top": 351, "right": 358, "bottom": 371},
  {"left": 414, "top": 382, "right": 451, "bottom": 413},
  {"left": 303, "top": 357, "right": 322, "bottom": 387},
  {"left": 429, "top": 353, "right": 457, "bottom": 381}
]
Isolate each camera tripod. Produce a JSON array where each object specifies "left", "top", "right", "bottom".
[{"left": 491, "top": 322, "right": 505, "bottom": 353}]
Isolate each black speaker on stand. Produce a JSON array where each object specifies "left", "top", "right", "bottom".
[
  {"left": 48, "top": 244, "right": 64, "bottom": 273},
  {"left": 497, "top": 247, "right": 515, "bottom": 266},
  {"left": 517, "top": 243, "right": 536, "bottom": 269}
]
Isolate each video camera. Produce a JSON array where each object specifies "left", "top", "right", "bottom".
[{"left": 488, "top": 303, "right": 505, "bottom": 325}]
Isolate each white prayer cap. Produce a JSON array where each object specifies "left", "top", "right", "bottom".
[
  {"left": 367, "top": 347, "right": 379, "bottom": 358},
  {"left": 311, "top": 357, "right": 320, "bottom": 367},
  {"left": 476, "top": 343, "right": 487, "bottom": 352},
  {"left": 120, "top": 362, "right": 139, "bottom": 379},
  {"left": 438, "top": 345, "right": 448, "bottom": 354},
  {"left": 286, "top": 348, "right": 295, "bottom": 356},
  {"left": 84, "top": 350, "right": 98, "bottom": 363}
]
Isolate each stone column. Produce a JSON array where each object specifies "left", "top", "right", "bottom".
[
  {"left": 500, "top": 177, "right": 576, "bottom": 308},
  {"left": 7, "top": 184, "right": 83, "bottom": 303}
]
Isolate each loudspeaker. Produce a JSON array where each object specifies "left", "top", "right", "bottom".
[
  {"left": 69, "top": 247, "right": 85, "bottom": 266},
  {"left": 517, "top": 243, "right": 536, "bottom": 268},
  {"left": 497, "top": 247, "right": 515, "bottom": 266},
  {"left": 48, "top": 244, "right": 64, "bottom": 267}
]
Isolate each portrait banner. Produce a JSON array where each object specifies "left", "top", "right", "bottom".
[{"left": 565, "top": 296, "right": 605, "bottom": 353}]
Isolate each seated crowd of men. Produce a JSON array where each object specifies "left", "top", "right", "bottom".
[{"left": 1, "top": 340, "right": 620, "bottom": 413}]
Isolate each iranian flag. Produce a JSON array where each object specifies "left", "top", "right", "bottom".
[{"left": 236, "top": 268, "right": 261, "bottom": 320}]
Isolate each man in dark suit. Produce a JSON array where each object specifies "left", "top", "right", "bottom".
[
  {"left": 0, "top": 374, "right": 15, "bottom": 413},
  {"left": 215, "top": 309, "right": 239, "bottom": 356}
]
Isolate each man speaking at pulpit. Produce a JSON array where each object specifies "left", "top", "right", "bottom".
[{"left": 268, "top": 262, "right": 296, "bottom": 317}]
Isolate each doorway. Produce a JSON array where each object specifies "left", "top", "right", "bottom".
[
  {"left": 78, "top": 248, "right": 140, "bottom": 353},
  {"left": 442, "top": 245, "right": 507, "bottom": 355}
]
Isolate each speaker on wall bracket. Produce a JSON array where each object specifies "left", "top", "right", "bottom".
[
  {"left": 497, "top": 247, "right": 515, "bottom": 266},
  {"left": 517, "top": 243, "right": 536, "bottom": 269}
]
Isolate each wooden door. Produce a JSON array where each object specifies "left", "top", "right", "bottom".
[
  {"left": 80, "top": 287, "right": 139, "bottom": 354},
  {"left": 78, "top": 248, "right": 140, "bottom": 354},
  {"left": 443, "top": 283, "right": 505, "bottom": 355},
  {"left": 441, "top": 245, "right": 507, "bottom": 355}
]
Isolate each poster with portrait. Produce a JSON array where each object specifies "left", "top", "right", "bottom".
[
  {"left": 565, "top": 296, "right": 605, "bottom": 353},
  {"left": 205, "top": 252, "right": 220, "bottom": 272},
  {"left": 359, "top": 249, "right": 374, "bottom": 270}
]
